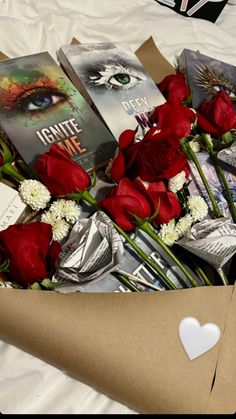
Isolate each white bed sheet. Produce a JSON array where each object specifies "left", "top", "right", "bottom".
[{"left": 0, "top": 0, "right": 236, "bottom": 414}]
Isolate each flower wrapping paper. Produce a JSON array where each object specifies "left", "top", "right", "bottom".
[
  {"left": 0, "top": 38, "right": 236, "bottom": 414},
  {"left": 0, "top": 285, "right": 235, "bottom": 414}
]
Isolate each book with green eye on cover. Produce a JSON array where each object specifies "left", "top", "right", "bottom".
[
  {"left": 0, "top": 52, "right": 117, "bottom": 173},
  {"left": 58, "top": 42, "right": 165, "bottom": 140}
]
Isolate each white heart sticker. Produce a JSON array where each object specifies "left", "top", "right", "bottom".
[{"left": 179, "top": 317, "right": 221, "bottom": 360}]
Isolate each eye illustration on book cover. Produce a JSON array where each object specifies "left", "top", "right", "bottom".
[
  {"left": 58, "top": 42, "right": 165, "bottom": 140},
  {"left": 0, "top": 52, "right": 116, "bottom": 172},
  {"left": 178, "top": 49, "right": 236, "bottom": 108},
  {"left": 194, "top": 64, "right": 236, "bottom": 102},
  {"left": 156, "top": 0, "right": 228, "bottom": 23}
]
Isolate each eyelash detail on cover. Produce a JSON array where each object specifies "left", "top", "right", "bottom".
[
  {"left": 0, "top": 77, "right": 68, "bottom": 113},
  {"left": 86, "top": 63, "right": 146, "bottom": 90},
  {"left": 13, "top": 87, "right": 67, "bottom": 112},
  {"left": 194, "top": 64, "right": 236, "bottom": 101}
]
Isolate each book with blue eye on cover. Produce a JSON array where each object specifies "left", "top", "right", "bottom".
[
  {"left": 0, "top": 52, "right": 117, "bottom": 173},
  {"left": 58, "top": 42, "right": 165, "bottom": 140}
]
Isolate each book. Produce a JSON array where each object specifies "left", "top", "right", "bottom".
[
  {"left": 0, "top": 181, "right": 27, "bottom": 231},
  {"left": 0, "top": 52, "right": 117, "bottom": 173},
  {"left": 155, "top": 0, "right": 228, "bottom": 23},
  {"left": 58, "top": 42, "right": 165, "bottom": 140},
  {"left": 188, "top": 151, "right": 236, "bottom": 219},
  {"left": 178, "top": 48, "right": 236, "bottom": 108}
]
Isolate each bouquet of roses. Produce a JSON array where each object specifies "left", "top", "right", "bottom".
[
  {"left": 1, "top": 70, "right": 236, "bottom": 292},
  {"left": 0, "top": 62, "right": 236, "bottom": 415}
]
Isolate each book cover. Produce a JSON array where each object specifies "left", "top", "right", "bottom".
[
  {"left": 0, "top": 181, "right": 27, "bottom": 231},
  {"left": 58, "top": 42, "right": 165, "bottom": 140},
  {"left": 188, "top": 151, "right": 236, "bottom": 219},
  {"left": 155, "top": 1, "right": 228, "bottom": 23},
  {"left": 0, "top": 52, "right": 117, "bottom": 173},
  {"left": 178, "top": 48, "right": 236, "bottom": 108}
]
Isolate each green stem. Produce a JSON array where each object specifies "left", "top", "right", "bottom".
[
  {"left": 80, "top": 190, "right": 177, "bottom": 290},
  {"left": 1, "top": 162, "right": 25, "bottom": 182},
  {"left": 217, "top": 268, "right": 229, "bottom": 286},
  {"left": 112, "top": 272, "right": 141, "bottom": 292},
  {"left": 70, "top": 189, "right": 98, "bottom": 206},
  {"left": 80, "top": 190, "right": 185, "bottom": 289},
  {"left": 113, "top": 222, "right": 177, "bottom": 290},
  {"left": 117, "top": 268, "right": 163, "bottom": 291},
  {"left": 204, "top": 141, "right": 236, "bottom": 223},
  {"left": 140, "top": 221, "right": 198, "bottom": 287},
  {"left": 184, "top": 253, "right": 212, "bottom": 286},
  {"left": 182, "top": 142, "right": 222, "bottom": 218}
]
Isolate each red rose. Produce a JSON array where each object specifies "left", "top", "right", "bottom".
[
  {"left": 100, "top": 178, "right": 152, "bottom": 231},
  {"left": 119, "top": 129, "right": 136, "bottom": 150},
  {"left": 124, "top": 131, "right": 188, "bottom": 182},
  {"left": 197, "top": 91, "right": 236, "bottom": 137},
  {"left": 0, "top": 222, "right": 61, "bottom": 286},
  {"left": 110, "top": 151, "right": 125, "bottom": 183},
  {"left": 151, "top": 102, "right": 196, "bottom": 139},
  {"left": 35, "top": 144, "right": 91, "bottom": 197},
  {"left": 158, "top": 72, "right": 190, "bottom": 105},
  {"left": 110, "top": 130, "right": 188, "bottom": 183},
  {"left": 134, "top": 179, "right": 182, "bottom": 224}
]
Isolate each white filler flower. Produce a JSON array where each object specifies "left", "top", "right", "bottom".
[
  {"left": 175, "top": 214, "right": 193, "bottom": 237},
  {"left": 168, "top": 170, "right": 186, "bottom": 193},
  {"left": 19, "top": 179, "right": 51, "bottom": 211},
  {"left": 187, "top": 196, "right": 208, "bottom": 222},
  {"left": 49, "top": 199, "right": 81, "bottom": 223},
  {"left": 189, "top": 139, "right": 201, "bottom": 153},
  {"left": 41, "top": 211, "right": 70, "bottom": 241},
  {"left": 159, "top": 219, "right": 179, "bottom": 246}
]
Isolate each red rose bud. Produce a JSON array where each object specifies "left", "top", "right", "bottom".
[
  {"left": 119, "top": 129, "right": 136, "bottom": 150},
  {"left": 134, "top": 178, "right": 182, "bottom": 225},
  {"left": 0, "top": 222, "right": 61, "bottom": 286},
  {"left": 197, "top": 91, "right": 236, "bottom": 137},
  {"left": 110, "top": 151, "right": 125, "bottom": 183},
  {"left": 100, "top": 178, "right": 152, "bottom": 231},
  {"left": 151, "top": 102, "right": 196, "bottom": 139},
  {"left": 124, "top": 131, "right": 188, "bottom": 182},
  {"left": 35, "top": 144, "right": 91, "bottom": 197},
  {"left": 158, "top": 72, "right": 190, "bottom": 105}
]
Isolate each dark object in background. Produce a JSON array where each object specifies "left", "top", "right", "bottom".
[{"left": 155, "top": 0, "right": 228, "bottom": 23}]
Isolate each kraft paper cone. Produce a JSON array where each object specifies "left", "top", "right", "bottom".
[
  {"left": 0, "top": 286, "right": 235, "bottom": 414},
  {"left": 135, "top": 36, "right": 176, "bottom": 83},
  {"left": 206, "top": 284, "right": 236, "bottom": 413},
  {"left": 0, "top": 51, "right": 8, "bottom": 60}
]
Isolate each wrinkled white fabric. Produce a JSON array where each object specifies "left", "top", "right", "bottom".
[{"left": 0, "top": 0, "right": 236, "bottom": 414}]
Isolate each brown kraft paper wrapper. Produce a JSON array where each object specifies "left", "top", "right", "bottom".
[
  {"left": 0, "top": 285, "right": 235, "bottom": 414},
  {"left": 135, "top": 36, "right": 176, "bottom": 83}
]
